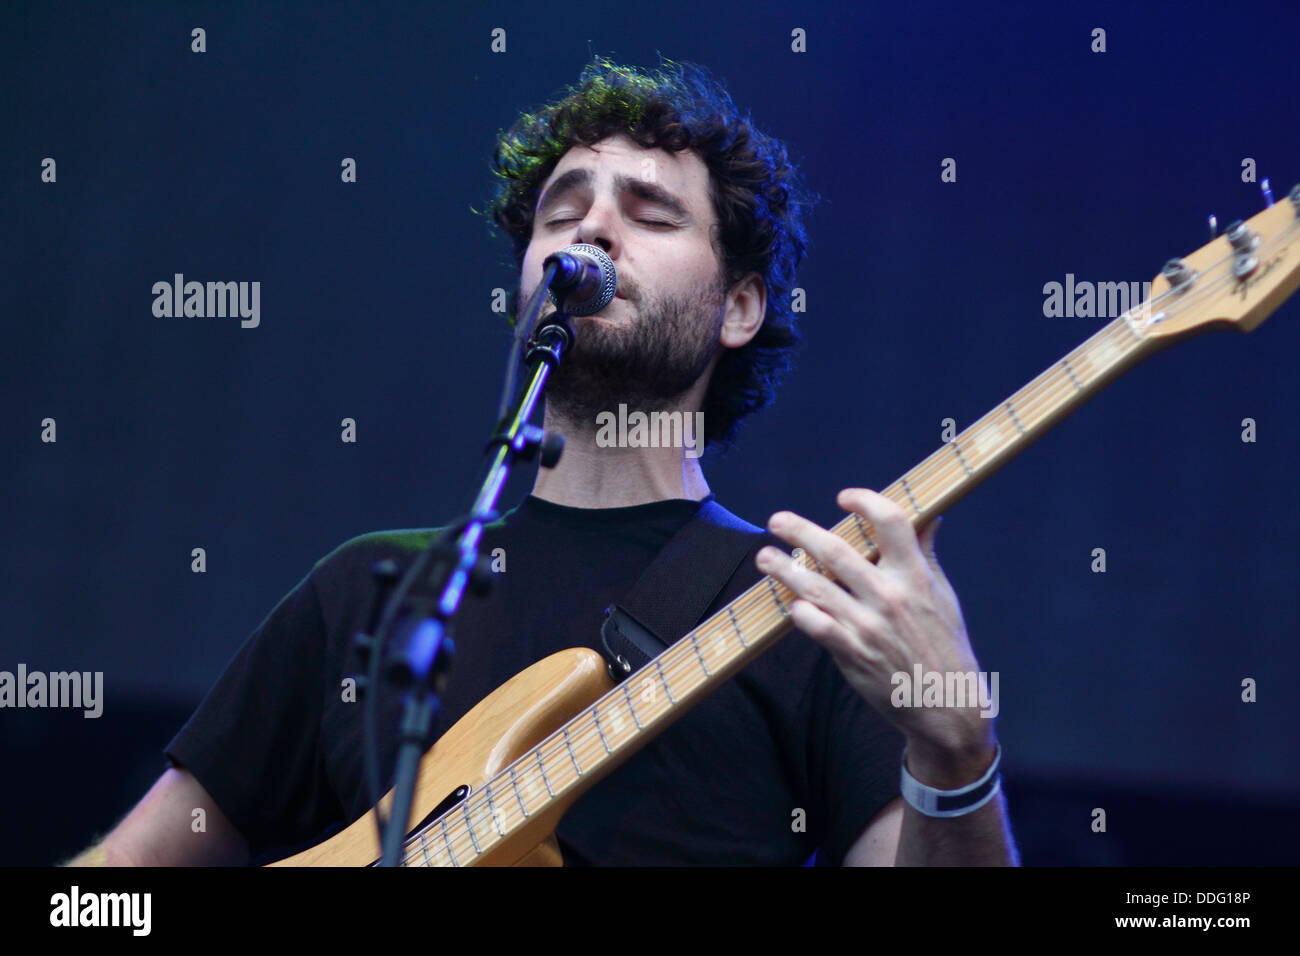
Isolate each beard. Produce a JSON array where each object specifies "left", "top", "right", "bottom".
[{"left": 519, "top": 270, "right": 726, "bottom": 434}]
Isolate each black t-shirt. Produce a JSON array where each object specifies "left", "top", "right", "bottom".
[{"left": 164, "top": 494, "right": 904, "bottom": 865}]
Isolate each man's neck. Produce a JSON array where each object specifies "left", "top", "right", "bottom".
[{"left": 530, "top": 404, "right": 711, "bottom": 509}]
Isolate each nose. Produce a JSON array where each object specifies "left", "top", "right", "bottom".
[
  {"left": 574, "top": 202, "right": 619, "bottom": 261},
  {"left": 578, "top": 232, "right": 614, "bottom": 255}
]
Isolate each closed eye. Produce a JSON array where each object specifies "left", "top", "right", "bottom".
[{"left": 545, "top": 217, "right": 673, "bottom": 227}]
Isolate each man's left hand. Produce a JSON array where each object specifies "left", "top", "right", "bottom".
[{"left": 756, "top": 487, "right": 997, "bottom": 787}]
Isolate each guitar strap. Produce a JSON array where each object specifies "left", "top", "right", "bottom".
[{"left": 599, "top": 498, "right": 766, "bottom": 682}]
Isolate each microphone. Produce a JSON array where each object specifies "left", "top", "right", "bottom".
[{"left": 544, "top": 243, "right": 618, "bottom": 316}]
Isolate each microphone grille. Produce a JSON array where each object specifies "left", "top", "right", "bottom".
[{"left": 548, "top": 242, "right": 618, "bottom": 316}]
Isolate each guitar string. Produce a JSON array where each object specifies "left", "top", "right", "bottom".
[
  {"left": 403, "top": 237, "right": 1278, "bottom": 868},
  {"left": 401, "top": 219, "right": 1296, "bottom": 866},
  {"left": 399, "top": 217, "right": 1299, "bottom": 865}
]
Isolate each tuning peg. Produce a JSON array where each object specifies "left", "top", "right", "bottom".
[
  {"left": 1261, "top": 178, "right": 1274, "bottom": 208},
  {"left": 1161, "top": 258, "right": 1196, "bottom": 293},
  {"left": 1225, "top": 220, "right": 1259, "bottom": 254},
  {"left": 1207, "top": 214, "right": 1217, "bottom": 239},
  {"left": 1224, "top": 220, "right": 1261, "bottom": 279}
]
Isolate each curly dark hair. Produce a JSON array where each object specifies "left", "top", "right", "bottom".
[{"left": 483, "top": 56, "right": 816, "bottom": 450}]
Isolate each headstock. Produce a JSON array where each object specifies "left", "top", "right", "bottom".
[{"left": 1135, "top": 183, "right": 1300, "bottom": 339}]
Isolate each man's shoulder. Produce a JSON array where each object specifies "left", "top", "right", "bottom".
[
  {"left": 702, "top": 500, "right": 780, "bottom": 568},
  {"left": 307, "top": 528, "right": 444, "bottom": 591},
  {"left": 310, "top": 505, "right": 527, "bottom": 579},
  {"left": 699, "top": 498, "right": 767, "bottom": 537}
]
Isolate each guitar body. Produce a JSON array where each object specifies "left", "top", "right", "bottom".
[{"left": 269, "top": 647, "right": 613, "bottom": 866}]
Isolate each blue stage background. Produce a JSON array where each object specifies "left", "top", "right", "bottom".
[{"left": 4, "top": 0, "right": 1297, "bottom": 864}]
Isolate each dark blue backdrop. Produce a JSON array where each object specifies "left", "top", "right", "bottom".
[{"left": 4, "top": 0, "right": 1297, "bottom": 865}]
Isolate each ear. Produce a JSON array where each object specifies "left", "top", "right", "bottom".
[{"left": 719, "top": 272, "right": 766, "bottom": 349}]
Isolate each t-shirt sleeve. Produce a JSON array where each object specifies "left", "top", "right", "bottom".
[
  {"left": 804, "top": 644, "right": 905, "bottom": 865},
  {"left": 718, "top": 528, "right": 906, "bottom": 866},
  {"left": 164, "top": 566, "right": 341, "bottom": 859}
]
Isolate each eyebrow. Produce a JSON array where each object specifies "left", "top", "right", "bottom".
[{"left": 536, "top": 167, "right": 693, "bottom": 222}]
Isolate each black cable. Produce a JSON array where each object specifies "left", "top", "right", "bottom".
[
  {"left": 362, "top": 512, "right": 488, "bottom": 845},
  {"left": 361, "top": 258, "right": 565, "bottom": 863},
  {"left": 495, "top": 263, "right": 560, "bottom": 424}
]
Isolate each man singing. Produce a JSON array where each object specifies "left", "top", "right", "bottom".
[{"left": 68, "top": 57, "right": 1017, "bottom": 867}]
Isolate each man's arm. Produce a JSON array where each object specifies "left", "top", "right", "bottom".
[
  {"left": 63, "top": 767, "right": 251, "bottom": 866},
  {"left": 890, "top": 743, "right": 1018, "bottom": 865},
  {"left": 844, "top": 783, "right": 1018, "bottom": 866},
  {"left": 760, "top": 489, "right": 1019, "bottom": 866},
  {"left": 843, "top": 796, "right": 904, "bottom": 866}
]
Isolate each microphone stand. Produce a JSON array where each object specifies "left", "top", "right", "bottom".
[{"left": 359, "top": 263, "right": 576, "bottom": 868}]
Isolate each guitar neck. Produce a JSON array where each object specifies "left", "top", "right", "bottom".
[{"left": 409, "top": 193, "right": 1300, "bottom": 865}]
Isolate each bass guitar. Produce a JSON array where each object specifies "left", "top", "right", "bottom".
[{"left": 271, "top": 187, "right": 1300, "bottom": 866}]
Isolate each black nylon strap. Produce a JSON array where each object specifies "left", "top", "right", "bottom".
[{"left": 600, "top": 499, "right": 764, "bottom": 681}]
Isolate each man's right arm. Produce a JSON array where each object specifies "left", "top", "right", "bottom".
[{"left": 63, "top": 767, "right": 251, "bottom": 867}]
